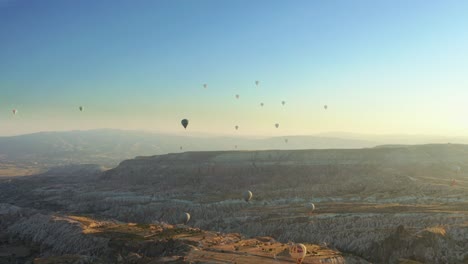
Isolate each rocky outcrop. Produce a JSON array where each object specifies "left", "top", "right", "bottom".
[
  {"left": 0, "top": 204, "right": 369, "bottom": 264},
  {"left": 2, "top": 145, "right": 468, "bottom": 263}
]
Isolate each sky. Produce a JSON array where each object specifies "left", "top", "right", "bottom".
[{"left": 1, "top": 0, "right": 468, "bottom": 137}]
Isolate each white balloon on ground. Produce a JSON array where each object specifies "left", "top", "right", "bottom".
[{"left": 289, "top": 243, "right": 307, "bottom": 263}]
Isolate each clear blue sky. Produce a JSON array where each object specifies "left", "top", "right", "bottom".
[{"left": 1, "top": 0, "right": 468, "bottom": 136}]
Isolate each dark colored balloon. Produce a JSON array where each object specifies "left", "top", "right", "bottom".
[{"left": 181, "top": 119, "right": 189, "bottom": 129}]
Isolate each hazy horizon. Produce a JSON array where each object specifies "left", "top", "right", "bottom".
[
  {"left": 2, "top": 0, "right": 468, "bottom": 137},
  {"left": 3, "top": 128, "right": 468, "bottom": 146}
]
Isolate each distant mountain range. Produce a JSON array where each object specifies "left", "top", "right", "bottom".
[{"left": 1, "top": 129, "right": 467, "bottom": 168}]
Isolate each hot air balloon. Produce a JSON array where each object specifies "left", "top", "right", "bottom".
[
  {"left": 282, "top": 101, "right": 285, "bottom": 106},
  {"left": 255, "top": 80, "right": 259, "bottom": 86},
  {"left": 181, "top": 119, "right": 189, "bottom": 129},
  {"left": 235, "top": 94, "right": 240, "bottom": 99},
  {"left": 79, "top": 106, "right": 83, "bottom": 112},
  {"left": 308, "top": 203, "right": 315, "bottom": 212},
  {"left": 243, "top": 190, "right": 253, "bottom": 202},
  {"left": 275, "top": 123, "right": 279, "bottom": 128},
  {"left": 181, "top": 212, "right": 191, "bottom": 224},
  {"left": 235, "top": 125, "right": 239, "bottom": 130},
  {"left": 203, "top": 84, "right": 207, "bottom": 89},
  {"left": 289, "top": 243, "right": 307, "bottom": 264},
  {"left": 12, "top": 109, "right": 17, "bottom": 115},
  {"left": 324, "top": 105, "right": 328, "bottom": 110},
  {"left": 260, "top": 103, "right": 264, "bottom": 107}
]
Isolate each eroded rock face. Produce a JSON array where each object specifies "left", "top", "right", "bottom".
[
  {"left": 101, "top": 147, "right": 468, "bottom": 202},
  {"left": 366, "top": 225, "right": 468, "bottom": 264},
  {"left": 6, "top": 212, "right": 109, "bottom": 257},
  {"left": 1, "top": 145, "right": 468, "bottom": 263},
  {"left": 0, "top": 204, "right": 368, "bottom": 264}
]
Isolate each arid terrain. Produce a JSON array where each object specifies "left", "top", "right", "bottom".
[{"left": 1, "top": 144, "right": 468, "bottom": 263}]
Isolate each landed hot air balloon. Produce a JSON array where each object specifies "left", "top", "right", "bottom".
[
  {"left": 243, "top": 190, "right": 253, "bottom": 202},
  {"left": 79, "top": 106, "right": 83, "bottom": 112},
  {"left": 282, "top": 101, "right": 286, "bottom": 106},
  {"left": 12, "top": 109, "right": 17, "bottom": 115},
  {"left": 275, "top": 123, "right": 279, "bottom": 128},
  {"left": 290, "top": 243, "right": 307, "bottom": 264},
  {"left": 235, "top": 94, "right": 240, "bottom": 99},
  {"left": 181, "top": 119, "right": 189, "bottom": 129},
  {"left": 181, "top": 212, "right": 191, "bottom": 224}
]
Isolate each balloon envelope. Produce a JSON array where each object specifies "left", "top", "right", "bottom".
[
  {"left": 309, "top": 203, "right": 315, "bottom": 211},
  {"left": 235, "top": 125, "right": 239, "bottom": 130},
  {"left": 290, "top": 243, "right": 307, "bottom": 261},
  {"left": 79, "top": 106, "right": 83, "bottom": 111},
  {"left": 12, "top": 109, "right": 17, "bottom": 115},
  {"left": 324, "top": 105, "right": 328, "bottom": 109},
  {"left": 243, "top": 190, "right": 253, "bottom": 202},
  {"left": 275, "top": 123, "right": 279, "bottom": 128},
  {"left": 282, "top": 101, "right": 285, "bottom": 106},
  {"left": 181, "top": 212, "right": 190, "bottom": 224},
  {"left": 181, "top": 119, "right": 189, "bottom": 129},
  {"left": 260, "top": 103, "right": 264, "bottom": 107},
  {"left": 235, "top": 94, "right": 239, "bottom": 99}
]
